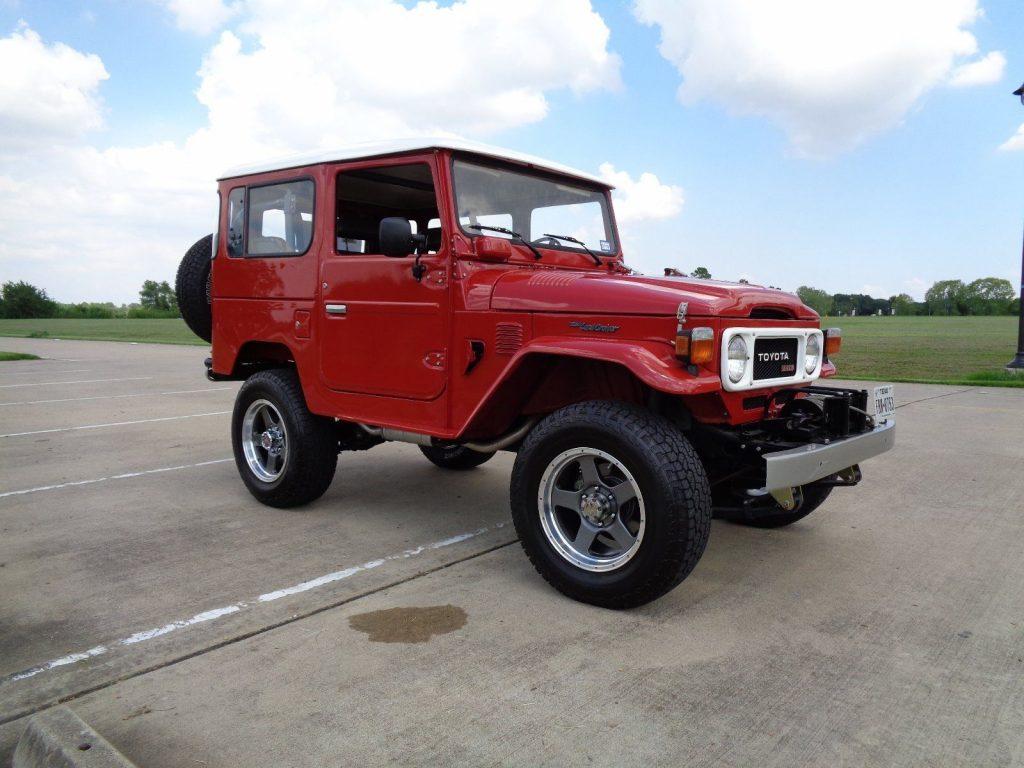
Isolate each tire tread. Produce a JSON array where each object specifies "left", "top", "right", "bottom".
[{"left": 510, "top": 400, "right": 711, "bottom": 609}]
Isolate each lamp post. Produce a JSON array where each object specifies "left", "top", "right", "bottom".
[{"left": 1008, "top": 81, "right": 1024, "bottom": 372}]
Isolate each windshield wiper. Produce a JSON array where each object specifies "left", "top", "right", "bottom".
[
  {"left": 467, "top": 224, "right": 542, "bottom": 260},
  {"left": 542, "top": 233, "right": 602, "bottom": 266}
]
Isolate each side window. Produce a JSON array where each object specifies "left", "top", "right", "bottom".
[
  {"left": 246, "top": 180, "right": 314, "bottom": 256},
  {"left": 336, "top": 163, "right": 440, "bottom": 255},
  {"left": 227, "top": 187, "right": 244, "bottom": 257}
]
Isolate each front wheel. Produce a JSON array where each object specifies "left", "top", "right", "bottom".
[
  {"left": 510, "top": 401, "right": 712, "bottom": 609},
  {"left": 232, "top": 369, "right": 338, "bottom": 508}
]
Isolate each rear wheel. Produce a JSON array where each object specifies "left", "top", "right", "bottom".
[
  {"left": 510, "top": 401, "right": 711, "bottom": 609},
  {"left": 232, "top": 369, "right": 337, "bottom": 508},
  {"left": 419, "top": 444, "right": 495, "bottom": 470}
]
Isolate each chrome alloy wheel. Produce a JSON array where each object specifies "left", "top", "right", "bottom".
[
  {"left": 242, "top": 398, "right": 288, "bottom": 483},
  {"left": 538, "top": 447, "right": 646, "bottom": 572}
]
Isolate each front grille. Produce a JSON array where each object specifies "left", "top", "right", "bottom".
[{"left": 753, "top": 337, "right": 799, "bottom": 381}]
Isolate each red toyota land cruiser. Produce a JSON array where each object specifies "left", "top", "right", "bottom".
[{"left": 175, "top": 138, "right": 895, "bottom": 609}]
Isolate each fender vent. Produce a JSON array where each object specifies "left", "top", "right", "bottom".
[{"left": 495, "top": 322, "right": 524, "bottom": 355}]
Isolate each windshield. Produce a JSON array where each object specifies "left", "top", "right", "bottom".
[{"left": 452, "top": 158, "right": 617, "bottom": 257}]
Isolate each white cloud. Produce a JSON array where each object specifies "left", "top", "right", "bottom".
[
  {"left": 904, "top": 277, "right": 930, "bottom": 300},
  {"left": 160, "top": 0, "right": 240, "bottom": 35},
  {"left": 0, "top": 3, "right": 623, "bottom": 302},
  {"left": 948, "top": 50, "right": 1005, "bottom": 87},
  {"left": 599, "top": 163, "right": 684, "bottom": 224},
  {"left": 0, "top": 25, "right": 108, "bottom": 151},
  {"left": 1000, "top": 123, "right": 1024, "bottom": 152},
  {"left": 634, "top": 0, "right": 997, "bottom": 155}
]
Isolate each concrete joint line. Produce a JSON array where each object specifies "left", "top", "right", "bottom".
[
  {"left": 0, "top": 411, "right": 231, "bottom": 439},
  {"left": 0, "top": 538, "right": 519, "bottom": 728}
]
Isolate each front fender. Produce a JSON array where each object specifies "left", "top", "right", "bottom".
[{"left": 509, "top": 336, "right": 720, "bottom": 396}]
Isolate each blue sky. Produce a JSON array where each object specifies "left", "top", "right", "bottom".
[{"left": 1, "top": 0, "right": 1022, "bottom": 303}]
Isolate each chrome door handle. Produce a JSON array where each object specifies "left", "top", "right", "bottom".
[{"left": 325, "top": 303, "right": 347, "bottom": 316}]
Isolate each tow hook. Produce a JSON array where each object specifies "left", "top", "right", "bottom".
[{"left": 769, "top": 486, "right": 803, "bottom": 511}]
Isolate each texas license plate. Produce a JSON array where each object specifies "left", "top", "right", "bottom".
[{"left": 873, "top": 385, "right": 896, "bottom": 421}]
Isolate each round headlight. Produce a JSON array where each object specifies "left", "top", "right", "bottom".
[
  {"left": 805, "top": 334, "right": 821, "bottom": 374},
  {"left": 727, "top": 335, "right": 748, "bottom": 383}
]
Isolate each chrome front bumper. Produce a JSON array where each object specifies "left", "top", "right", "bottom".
[{"left": 763, "top": 419, "right": 895, "bottom": 493}]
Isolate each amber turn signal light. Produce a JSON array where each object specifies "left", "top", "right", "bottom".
[
  {"left": 825, "top": 327, "right": 842, "bottom": 357},
  {"left": 676, "top": 327, "right": 715, "bottom": 366}
]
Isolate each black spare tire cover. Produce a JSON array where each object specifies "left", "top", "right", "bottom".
[{"left": 176, "top": 234, "right": 214, "bottom": 343}]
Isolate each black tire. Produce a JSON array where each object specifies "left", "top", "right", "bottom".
[
  {"left": 232, "top": 368, "right": 338, "bottom": 508},
  {"left": 510, "top": 401, "right": 712, "bottom": 609},
  {"left": 419, "top": 444, "right": 495, "bottom": 470},
  {"left": 176, "top": 234, "right": 213, "bottom": 343},
  {"left": 736, "top": 485, "right": 833, "bottom": 529}
]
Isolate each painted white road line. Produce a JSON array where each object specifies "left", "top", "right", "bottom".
[
  {"left": 0, "top": 376, "right": 152, "bottom": 389},
  {"left": 0, "top": 410, "right": 231, "bottom": 438},
  {"left": 0, "top": 386, "right": 233, "bottom": 407},
  {"left": 0, "top": 368, "right": 90, "bottom": 377},
  {"left": 2, "top": 524, "right": 505, "bottom": 683},
  {"left": 0, "top": 458, "right": 233, "bottom": 499}
]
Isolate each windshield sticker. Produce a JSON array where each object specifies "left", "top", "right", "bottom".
[{"left": 600, "top": 240, "right": 612, "bottom": 252}]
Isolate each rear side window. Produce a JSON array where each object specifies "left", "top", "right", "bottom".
[
  {"left": 227, "top": 187, "right": 244, "bottom": 257},
  {"left": 246, "top": 180, "right": 314, "bottom": 256}
]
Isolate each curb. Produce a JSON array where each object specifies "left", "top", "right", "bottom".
[{"left": 12, "top": 707, "right": 137, "bottom": 768}]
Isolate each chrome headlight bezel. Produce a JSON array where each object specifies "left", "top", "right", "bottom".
[
  {"left": 804, "top": 333, "right": 821, "bottom": 375},
  {"left": 727, "top": 335, "right": 748, "bottom": 383}
]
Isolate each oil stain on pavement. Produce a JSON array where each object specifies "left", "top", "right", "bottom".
[{"left": 348, "top": 605, "right": 467, "bottom": 644}]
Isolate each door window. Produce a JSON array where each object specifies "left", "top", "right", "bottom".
[{"left": 336, "top": 163, "right": 441, "bottom": 255}]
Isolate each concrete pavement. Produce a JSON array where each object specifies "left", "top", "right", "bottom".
[{"left": 1, "top": 337, "right": 1022, "bottom": 766}]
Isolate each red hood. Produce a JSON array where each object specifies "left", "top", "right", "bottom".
[{"left": 489, "top": 271, "right": 818, "bottom": 319}]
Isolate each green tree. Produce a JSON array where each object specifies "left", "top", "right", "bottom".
[
  {"left": 796, "top": 286, "right": 833, "bottom": 316},
  {"left": 963, "top": 277, "right": 1015, "bottom": 315},
  {"left": 139, "top": 280, "right": 177, "bottom": 311},
  {"left": 925, "top": 280, "right": 966, "bottom": 316},
  {"left": 889, "top": 294, "right": 915, "bottom": 315},
  {"left": 1, "top": 281, "right": 57, "bottom": 318},
  {"left": 690, "top": 266, "right": 712, "bottom": 280}
]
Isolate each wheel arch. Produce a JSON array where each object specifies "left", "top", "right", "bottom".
[
  {"left": 215, "top": 340, "right": 301, "bottom": 381},
  {"left": 460, "top": 338, "right": 716, "bottom": 439}
]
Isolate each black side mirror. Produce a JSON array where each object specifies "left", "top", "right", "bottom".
[{"left": 379, "top": 217, "right": 426, "bottom": 258}]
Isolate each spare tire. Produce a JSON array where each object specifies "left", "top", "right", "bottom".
[{"left": 176, "top": 234, "right": 214, "bottom": 343}]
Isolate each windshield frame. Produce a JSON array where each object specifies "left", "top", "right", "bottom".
[{"left": 449, "top": 154, "right": 621, "bottom": 261}]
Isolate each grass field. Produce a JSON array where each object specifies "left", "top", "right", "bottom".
[
  {"left": 0, "top": 351, "right": 40, "bottom": 361},
  {"left": 823, "top": 315, "right": 1023, "bottom": 386},
  {"left": 0, "top": 318, "right": 205, "bottom": 346},
  {"left": 0, "top": 315, "right": 1021, "bottom": 386}
]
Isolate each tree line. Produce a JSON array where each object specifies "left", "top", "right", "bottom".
[
  {"left": 0, "top": 280, "right": 180, "bottom": 320},
  {"left": 797, "top": 278, "right": 1019, "bottom": 317}
]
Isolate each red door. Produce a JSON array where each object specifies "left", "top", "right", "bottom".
[{"left": 317, "top": 158, "right": 448, "bottom": 401}]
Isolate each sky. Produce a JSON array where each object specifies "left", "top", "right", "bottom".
[{"left": 0, "top": 0, "right": 1022, "bottom": 305}]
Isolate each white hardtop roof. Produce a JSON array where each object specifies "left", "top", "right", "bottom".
[{"left": 218, "top": 137, "right": 610, "bottom": 186}]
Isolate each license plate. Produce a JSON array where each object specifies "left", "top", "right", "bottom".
[{"left": 873, "top": 385, "right": 896, "bottom": 421}]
